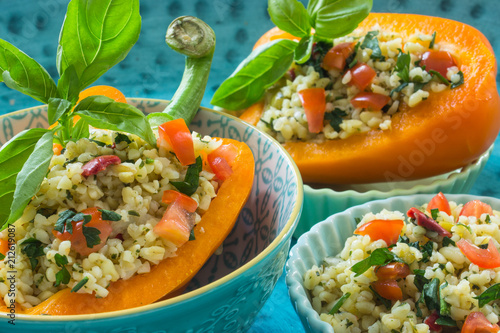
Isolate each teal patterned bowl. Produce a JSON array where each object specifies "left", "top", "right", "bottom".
[
  {"left": 0, "top": 98, "right": 303, "bottom": 332},
  {"left": 286, "top": 194, "right": 500, "bottom": 333},
  {"left": 295, "top": 148, "right": 492, "bottom": 238}
]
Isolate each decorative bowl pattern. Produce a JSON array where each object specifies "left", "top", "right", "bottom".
[
  {"left": 0, "top": 98, "right": 303, "bottom": 332},
  {"left": 295, "top": 149, "right": 492, "bottom": 238},
  {"left": 286, "top": 194, "right": 500, "bottom": 333}
]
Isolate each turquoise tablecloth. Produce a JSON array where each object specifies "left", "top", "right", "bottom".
[{"left": 1, "top": 0, "right": 499, "bottom": 331}]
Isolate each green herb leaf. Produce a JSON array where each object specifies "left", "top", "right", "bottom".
[
  {"left": 428, "top": 70, "right": 450, "bottom": 85},
  {"left": 430, "top": 208, "right": 439, "bottom": 220},
  {"left": 395, "top": 50, "right": 411, "bottom": 82},
  {"left": 54, "top": 253, "right": 69, "bottom": 267},
  {"left": 0, "top": 128, "right": 49, "bottom": 229},
  {"left": 128, "top": 210, "right": 140, "bottom": 217},
  {"left": 74, "top": 95, "right": 157, "bottom": 147},
  {"left": 20, "top": 238, "right": 45, "bottom": 270},
  {"left": 351, "top": 248, "right": 404, "bottom": 276},
  {"left": 457, "top": 222, "right": 472, "bottom": 234},
  {"left": 0, "top": 253, "right": 5, "bottom": 260},
  {"left": 0, "top": 38, "right": 59, "bottom": 104},
  {"left": 57, "top": 0, "right": 141, "bottom": 92},
  {"left": 420, "top": 241, "right": 434, "bottom": 263},
  {"left": 435, "top": 316, "right": 456, "bottom": 327},
  {"left": 114, "top": 133, "right": 132, "bottom": 145},
  {"left": 474, "top": 283, "right": 500, "bottom": 308},
  {"left": 171, "top": 156, "right": 203, "bottom": 196},
  {"left": 211, "top": 39, "right": 297, "bottom": 110},
  {"left": 55, "top": 267, "right": 71, "bottom": 287},
  {"left": 47, "top": 98, "right": 72, "bottom": 126},
  {"left": 442, "top": 237, "right": 456, "bottom": 247},
  {"left": 57, "top": 65, "right": 81, "bottom": 103},
  {"left": 268, "top": 0, "right": 311, "bottom": 38},
  {"left": 71, "top": 276, "right": 89, "bottom": 293},
  {"left": 307, "top": 0, "right": 372, "bottom": 40},
  {"left": 7, "top": 131, "right": 54, "bottom": 227},
  {"left": 82, "top": 221, "right": 101, "bottom": 249},
  {"left": 189, "top": 229, "right": 196, "bottom": 241},
  {"left": 390, "top": 82, "right": 409, "bottom": 97},
  {"left": 98, "top": 209, "right": 122, "bottom": 221},
  {"left": 360, "top": 31, "right": 384, "bottom": 60},
  {"left": 413, "top": 269, "right": 430, "bottom": 292},
  {"left": 450, "top": 71, "right": 464, "bottom": 89},
  {"left": 294, "top": 35, "right": 315, "bottom": 64},
  {"left": 324, "top": 108, "right": 347, "bottom": 132},
  {"left": 328, "top": 292, "right": 351, "bottom": 314},
  {"left": 429, "top": 31, "right": 437, "bottom": 49},
  {"left": 54, "top": 210, "right": 76, "bottom": 234},
  {"left": 71, "top": 117, "right": 90, "bottom": 141},
  {"left": 369, "top": 285, "right": 392, "bottom": 309},
  {"left": 439, "top": 281, "right": 451, "bottom": 316},
  {"left": 422, "top": 278, "right": 440, "bottom": 312}
]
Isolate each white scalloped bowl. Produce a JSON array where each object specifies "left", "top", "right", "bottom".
[
  {"left": 286, "top": 194, "right": 500, "bottom": 333},
  {"left": 295, "top": 147, "right": 492, "bottom": 238}
]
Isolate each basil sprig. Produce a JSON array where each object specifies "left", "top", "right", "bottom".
[
  {"left": 0, "top": 0, "right": 149, "bottom": 231},
  {"left": 212, "top": 0, "right": 373, "bottom": 110}
]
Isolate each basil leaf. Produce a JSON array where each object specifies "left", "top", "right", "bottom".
[
  {"left": 171, "top": 156, "right": 203, "bottom": 196},
  {"left": 7, "top": 131, "right": 54, "bottom": 227},
  {"left": 98, "top": 209, "right": 122, "bottom": 221},
  {"left": 47, "top": 98, "right": 72, "bottom": 125},
  {"left": 351, "top": 248, "right": 404, "bottom": 276},
  {"left": 71, "top": 117, "right": 90, "bottom": 141},
  {"left": 307, "top": 0, "right": 372, "bottom": 40},
  {"left": 268, "top": 0, "right": 311, "bottom": 38},
  {"left": 360, "top": 31, "right": 384, "bottom": 60},
  {"left": 475, "top": 283, "right": 500, "bottom": 308},
  {"left": 294, "top": 35, "right": 314, "bottom": 64},
  {"left": 74, "top": 95, "right": 156, "bottom": 147},
  {"left": 0, "top": 38, "right": 58, "bottom": 104},
  {"left": 450, "top": 71, "right": 464, "bottom": 89},
  {"left": 0, "top": 128, "right": 49, "bottom": 229},
  {"left": 423, "top": 278, "right": 440, "bottom": 312},
  {"left": 211, "top": 39, "right": 297, "bottom": 110},
  {"left": 20, "top": 238, "right": 45, "bottom": 270},
  {"left": 328, "top": 292, "right": 351, "bottom": 314},
  {"left": 71, "top": 276, "right": 89, "bottom": 292},
  {"left": 56, "top": 65, "right": 81, "bottom": 103},
  {"left": 57, "top": 0, "right": 141, "bottom": 92}
]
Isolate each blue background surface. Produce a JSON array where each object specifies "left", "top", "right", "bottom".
[{"left": 1, "top": 0, "right": 499, "bottom": 331}]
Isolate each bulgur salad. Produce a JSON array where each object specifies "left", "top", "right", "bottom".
[
  {"left": 256, "top": 28, "right": 463, "bottom": 143},
  {"left": 304, "top": 193, "right": 500, "bottom": 332},
  {"left": 1, "top": 128, "right": 223, "bottom": 308}
]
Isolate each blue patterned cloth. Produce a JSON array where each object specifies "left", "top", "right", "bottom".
[{"left": 1, "top": 0, "right": 499, "bottom": 331}]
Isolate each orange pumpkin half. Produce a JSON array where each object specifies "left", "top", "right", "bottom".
[{"left": 243, "top": 13, "right": 500, "bottom": 184}]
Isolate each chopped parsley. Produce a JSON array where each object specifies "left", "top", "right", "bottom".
[
  {"left": 71, "top": 276, "right": 89, "bottom": 293},
  {"left": 428, "top": 70, "right": 450, "bottom": 85},
  {"left": 114, "top": 133, "right": 132, "bottom": 144},
  {"left": 189, "top": 229, "right": 196, "bottom": 241},
  {"left": 442, "top": 237, "right": 456, "bottom": 247},
  {"left": 420, "top": 241, "right": 434, "bottom": 263},
  {"left": 128, "top": 210, "right": 140, "bottom": 217},
  {"left": 20, "top": 238, "right": 45, "bottom": 269},
  {"left": 395, "top": 49, "right": 411, "bottom": 82},
  {"left": 171, "top": 156, "right": 203, "bottom": 196},
  {"left": 89, "top": 138, "right": 107, "bottom": 147},
  {"left": 474, "top": 283, "right": 500, "bottom": 308},
  {"left": 450, "top": 71, "right": 464, "bottom": 89},
  {"left": 54, "top": 254, "right": 70, "bottom": 287},
  {"left": 360, "top": 31, "right": 384, "bottom": 61},
  {"left": 430, "top": 208, "right": 439, "bottom": 220},
  {"left": 324, "top": 108, "right": 347, "bottom": 132},
  {"left": 328, "top": 292, "right": 351, "bottom": 314},
  {"left": 429, "top": 31, "right": 437, "bottom": 49},
  {"left": 98, "top": 209, "right": 122, "bottom": 221},
  {"left": 82, "top": 218, "right": 101, "bottom": 248}
]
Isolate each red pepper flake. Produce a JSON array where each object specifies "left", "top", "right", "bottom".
[
  {"left": 407, "top": 207, "right": 452, "bottom": 238},
  {"left": 81, "top": 155, "right": 121, "bottom": 177}
]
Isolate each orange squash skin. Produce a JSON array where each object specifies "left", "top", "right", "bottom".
[
  {"left": 245, "top": 13, "right": 500, "bottom": 184},
  {"left": 1, "top": 138, "right": 254, "bottom": 315}
]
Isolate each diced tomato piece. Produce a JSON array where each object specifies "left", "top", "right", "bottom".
[
  {"left": 53, "top": 207, "right": 113, "bottom": 257},
  {"left": 207, "top": 155, "right": 233, "bottom": 181},
  {"left": 460, "top": 200, "right": 493, "bottom": 219},
  {"left": 158, "top": 118, "right": 196, "bottom": 166},
  {"left": 354, "top": 219, "right": 404, "bottom": 245},
  {"left": 424, "top": 311, "right": 442, "bottom": 332},
  {"left": 421, "top": 50, "right": 457, "bottom": 77},
  {"left": 462, "top": 312, "right": 500, "bottom": 333},
  {"left": 371, "top": 279, "right": 403, "bottom": 300},
  {"left": 322, "top": 42, "right": 356, "bottom": 70},
  {"left": 350, "top": 92, "right": 390, "bottom": 111},
  {"left": 407, "top": 207, "right": 452, "bottom": 237},
  {"left": 375, "top": 262, "right": 410, "bottom": 280},
  {"left": 81, "top": 155, "right": 121, "bottom": 177},
  {"left": 298, "top": 88, "right": 326, "bottom": 133},
  {"left": 162, "top": 190, "right": 198, "bottom": 213},
  {"left": 0, "top": 239, "right": 9, "bottom": 260},
  {"left": 210, "top": 143, "right": 239, "bottom": 167},
  {"left": 457, "top": 239, "right": 500, "bottom": 269},
  {"left": 427, "top": 192, "right": 451, "bottom": 215},
  {"left": 347, "top": 63, "right": 376, "bottom": 90},
  {"left": 154, "top": 200, "right": 195, "bottom": 247}
]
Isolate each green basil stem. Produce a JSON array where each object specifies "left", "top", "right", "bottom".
[{"left": 148, "top": 16, "right": 215, "bottom": 128}]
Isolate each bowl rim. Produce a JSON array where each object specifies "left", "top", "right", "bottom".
[
  {"left": 303, "top": 144, "right": 492, "bottom": 197},
  {"left": 0, "top": 98, "right": 304, "bottom": 321},
  {"left": 286, "top": 193, "right": 500, "bottom": 333}
]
